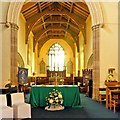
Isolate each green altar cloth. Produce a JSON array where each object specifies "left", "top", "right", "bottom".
[{"left": 29, "top": 85, "right": 82, "bottom": 108}]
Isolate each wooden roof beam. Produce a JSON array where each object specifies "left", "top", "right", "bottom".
[
  {"left": 66, "top": 3, "right": 73, "bottom": 36},
  {"left": 28, "top": 7, "right": 85, "bottom": 27},
  {"left": 21, "top": 2, "right": 37, "bottom": 13},
  {"left": 33, "top": 20, "right": 79, "bottom": 32},
  {"left": 25, "top": 7, "right": 84, "bottom": 43},
  {"left": 38, "top": 2, "right": 46, "bottom": 30},
  {"left": 34, "top": 25, "right": 78, "bottom": 41},
  {"left": 34, "top": 26, "right": 78, "bottom": 48}
]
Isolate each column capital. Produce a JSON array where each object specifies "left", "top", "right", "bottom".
[
  {"left": 92, "top": 24, "right": 100, "bottom": 31},
  {"left": 10, "top": 23, "right": 19, "bottom": 30}
]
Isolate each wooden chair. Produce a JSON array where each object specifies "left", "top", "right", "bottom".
[
  {"left": 98, "top": 88, "right": 106, "bottom": 104},
  {"left": 105, "top": 81, "right": 120, "bottom": 109},
  {"left": 110, "top": 90, "right": 120, "bottom": 112}
]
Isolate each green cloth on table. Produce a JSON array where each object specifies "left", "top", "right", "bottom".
[{"left": 29, "top": 85, "right": 82, "bottom": 108}]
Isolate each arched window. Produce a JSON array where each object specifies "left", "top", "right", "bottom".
[{"left": 48, "top": 43, "right": 65, "bottom": 71}]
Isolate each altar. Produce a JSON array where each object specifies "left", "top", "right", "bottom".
[{"left": 29, "top": 85, "right": 82, "bottom": 108}]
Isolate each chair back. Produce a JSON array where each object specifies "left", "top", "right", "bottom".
[
  {"left": 11, "top": 92, "right": 25, "bottom": 106},
  {"left": 0, "top": 94, "right": 7, "bottom": 106}
]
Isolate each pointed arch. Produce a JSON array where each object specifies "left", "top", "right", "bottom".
[
  {"left": 85, "top": 1, "right": 104, "bottom": 27},
  {"left": 7, "top": 2, "right": 24, "bottom": 24},
  {"left": 17, "top": 52, "right": 25, "bottom": 68},
  {"left": 87, "top": 54, "right": 93, "bottom": 69},
  {"left": 7, "top": 1, "right": 104, "bottom": 28},
  {"left": 67, "top": 59, "right": 73, "bottom": 74},
  {"left": 40, "top": 58, "right": 45, "bottom": 74},
  {"left": 6, "top": 1, "right": 104, "bottom": 100},
  {"left": 48, "top": 43, "right": 65, "bottom": 71}
]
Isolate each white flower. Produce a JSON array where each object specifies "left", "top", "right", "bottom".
[
  {"left": 50, "top": 95, "right": 53, "bottom": 97},
  {"left": 49, "top": 99, "right": 54, "bottom": 104},
  {"left": 55, "top": 97, "right": 58, "bottom": 100},
  {"left": 58, "top": 94, "right": 62, "bottom": 98},
  {"left": 60, "top": 100, "right": 63, "bottom": 104},
  {"left": 54, "top": 93, "right": 57, "bottom": 96},
  {"left": 46, "top": 89, "right": 63, "bottom": 107},
  {"left": 55, "top": 99, "right": 59, "bottom": 103}
]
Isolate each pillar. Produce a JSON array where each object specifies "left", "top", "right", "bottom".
[
  {"left": 78, "top": 52, "right": 80, "bottom": 77},
  {"left": 92, "top": 24, "right": 100, "bottom": 100},
  {"left": 10, "top": 23, "right": 19, "bottom": 86}
]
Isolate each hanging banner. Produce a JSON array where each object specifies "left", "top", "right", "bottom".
[{"left": 18, "top": 67, "right": 28, "bottom": 84}]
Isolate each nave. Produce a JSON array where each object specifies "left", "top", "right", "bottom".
[{"left": 0, "top": 1, "right": 119, "bottom": 119}]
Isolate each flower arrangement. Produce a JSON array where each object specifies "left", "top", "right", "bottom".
[
  {"left": 46, "top": 89, "right": 63, "bottom": 108},
  {"left": 107, "top": 73, "right": 114, "bottom": 80}
]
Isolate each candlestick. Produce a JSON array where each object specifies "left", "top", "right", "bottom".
[
  {"left": 73, "top": 72, "right": 74, "bottom": 85},
  {"left": 55, "top": 73, "right": 57, "bottom": 85},
  {"left": 51, "top": 73, "right": 52, "bottom": 77}
]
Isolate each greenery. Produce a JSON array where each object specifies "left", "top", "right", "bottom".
[{"left": 46, "top": 89, "right": 63, "bottom": 108}]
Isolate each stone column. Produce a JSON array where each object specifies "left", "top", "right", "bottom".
[
  {"left": 10, "top": 23, "right": 19, "bottom": 86},
  {"left": 92, "top": 24, "right": 100, "bottom": 100},
  {"left": 78, "top": 52, "right": 80, "bottom": 77}
]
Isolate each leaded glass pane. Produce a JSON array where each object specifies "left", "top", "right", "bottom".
[{"left": 48, "top": 43, "right": 65, "bottom": 71}]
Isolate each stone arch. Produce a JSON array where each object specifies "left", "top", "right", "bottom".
[
  {"left": 7, "top": 1, "right": 104, "bottom": 100},
  {"left": 85, "top": 1, "right": 104, "bottom": 27},
  {"left": 17, "top": 52, "right": 25, "bottom": 68},
  {"left": 7, "top": 2, "right": 24, "bottom": 24},
  {"left": 7, "top": 1, "right": 104, "bottom": 27},
  {"left": 87, "top": 54, "right": 93, "bottom": 69}
]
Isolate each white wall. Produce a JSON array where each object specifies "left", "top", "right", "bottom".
[
  {"left": 78, "top": 32, "right": 85, "bottom": 76},
  {"left": 18, "top": 13, "right": 34, "bottom": 76},
  {"left": 84, "top": 15, "right": 92, "bottom": 68},
  {"left": 100, "top": 2, "right": 118, "bottom": 87},
  {"left": 18, "top": 13, "right": 27, "bottom": 67},
  {"left": 0, "top": 2, "right": 11, "bottom": 87}
]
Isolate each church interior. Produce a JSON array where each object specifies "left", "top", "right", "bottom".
[{"left": 0, "top": 0, "right": 120, "bottom": 119}]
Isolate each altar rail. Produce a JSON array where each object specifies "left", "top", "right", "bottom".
[{"left": 47, "top": 70, "right": 66, "bottom": 78}]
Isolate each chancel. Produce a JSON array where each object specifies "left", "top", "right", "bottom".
[{"left": 0, "top": 1, "right": 120, "bottom": 119}]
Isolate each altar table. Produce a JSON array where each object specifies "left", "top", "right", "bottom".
[{"left": 29, "top": 85, "right": 82, "bottom": 108}]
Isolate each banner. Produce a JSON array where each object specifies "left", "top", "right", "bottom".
[{"left": 18, "top": 67, "right": 28, "bottom": 84}]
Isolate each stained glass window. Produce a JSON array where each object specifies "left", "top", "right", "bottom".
[{"left": 48, "top": 43, "right": 65, "bottom": 71}]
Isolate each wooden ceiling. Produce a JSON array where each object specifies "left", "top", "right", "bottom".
[{"left": 21, "top": 2, "right": 90, "bottom": 50}]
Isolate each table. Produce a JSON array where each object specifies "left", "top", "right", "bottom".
[{"left": 29, "top": 85, "right": 82, "bottom": 108}]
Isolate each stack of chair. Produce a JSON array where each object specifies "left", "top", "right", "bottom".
[
  {"left": 0, "top": 94, "right": 13, "bottom": 119},
  {"left": 11, "top": 92, "right": 31, "bottom": 119},
  {"left": 98, "top": 88, "right": 106, "bottom": 104}
]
